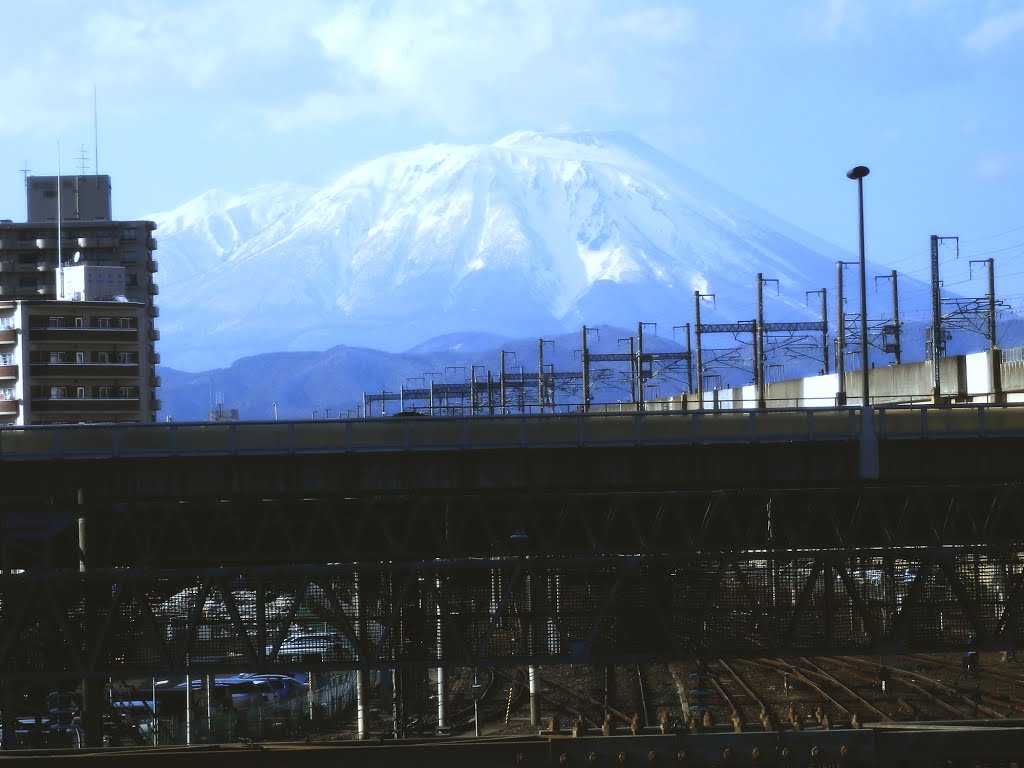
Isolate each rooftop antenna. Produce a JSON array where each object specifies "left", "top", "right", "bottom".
[
  {"left": 20, "top": 160, "right": 30, "bottom": 219},
  {"left": 93, "top": 85, "right": 99, "bottom": 188},
  {"left": 76, "top": 145, "right": 90, "bottom": 175},
  {"left": 57, "top": 142, "right": 64, "bottom": 299}
]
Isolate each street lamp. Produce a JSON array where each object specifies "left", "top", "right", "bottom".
[
  {"left": 151, "top": 678, "right": 168, "bottom": 746},
  {"left": 846, "top": 165, "right": 870, "bottom": 407},
  {"left": 846, "top": 165, "right": 878, "bottom": 479}
]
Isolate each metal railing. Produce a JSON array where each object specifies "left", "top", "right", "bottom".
[{"left": 2, "top": 402, "right": 1024, "bottom": 460}]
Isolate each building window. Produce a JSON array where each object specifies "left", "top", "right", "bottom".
[
  {"left": 117, "top": 351, "right": 136, "bottom": 364},
  {"left": 126, "top": 273, "right": 138, "bottom": 287},
  {"left": 75, "top": 351, "right": 86, "bottom": 364},
  {"left": 0, "top": 387, "right": 14, "bottom": 401},
  {"left": 49, "top": 352, "right": 66, "bottom": 363},
  {"left": 98, "top": 317, "right": 112, "bottom": 328},
  {"left": 49, "top": 316, "right": 64, "bottom": 328},
  {"left": 0, "top": 317, "right": 13, "bottom": 329},
  {"left": 97, "top": 352, "right": 110, "bottom": 363},
  {"left": 50, "top": 386, "right": 67, "bottom": 399},
  {"left": 74, "top": 317, "right": 84, "bottom": 328},
  {"left": 0, "top": 353, "right": 13, "bottom": 366},
  {"left": 121, "top": 228, "right": 138, "bottom": 241},
  {"left": 76, "top": 386, "right": 87, "bottom": 399},
  {"left": 99, "top": 386, "right": 112, "bottom": 398},
  {"left": 118, "top": 317, "right": 135, "bottom": 329},
  {"left": 117, "top": 386, "right": 132, "bottom": 398}
]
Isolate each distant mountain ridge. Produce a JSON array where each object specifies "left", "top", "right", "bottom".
[{"left": 150, "top": 130, "right": 912, "bottom": 372}]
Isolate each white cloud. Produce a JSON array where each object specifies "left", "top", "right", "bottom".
[
  {"left": 963, "top": 7, "right": 1024, "bottom": 52},
  {"left": 0, "top": 0, "right": 325, "bottom": 135},
  {"left": 292, "top": 0, "right": 701, "bottom": 133},
  {"left": 972, "top": 150, "right": 1024, "bottom": 178}
]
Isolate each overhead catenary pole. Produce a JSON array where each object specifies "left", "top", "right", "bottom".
[
  {"left": 538, "top": 340, "right": 545, "bottom": 413},
  {"left": 694, "top": 292, "right": 703, "bottom": 405},
  {"left": 581, "top": 326, "right": 591, "bottom": 412},
  {"left": 835, "top": 262, "right": 846, "bottom": 405},
  {"left": 620, "top": 335, "right": 636, "bottom": 404},
  {"left": 636, "top": 322, "right": 644, "bottom": 411},
  {"left": 808, "top": 288, "right": 829, "bottom": 375},
  {"left": 890, "top": 270, "right": 902, "bottom": 365},
  {"left": 684, "top": 323, "right": 694, "bottom": 395},
  {"left": 929, "top": 235, "right": 958, "bottom": 402},
  {"left": 930, "top": 234, "right": 942, "bottom": 401},
  {"left": 756, "top": 273, "right": 765, "bottom": 408},
  {"left": 987, "top": 258, "right": 996, "bottom": 349},
  {"left": 500, "top": 351, "right": 509, "bottom": 414}
]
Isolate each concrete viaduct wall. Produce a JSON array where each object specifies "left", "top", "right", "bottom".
[{"left": 676, "top": 347, "right": 1024, "bottom": 411}]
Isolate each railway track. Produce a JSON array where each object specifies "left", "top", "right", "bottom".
[{"left": 326, "top": 653, "right": 1024, "bottom": 739}]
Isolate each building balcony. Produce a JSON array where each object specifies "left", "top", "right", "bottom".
[
  {"left": 28, "top": 328, "right": 138, "bottom": 343},
  {"left": 77, "top": 235, "right": 115, "bottom": 248},
  {"left": 152, "top": 352, "right": 160, "bottom": 364},
  {"left": 0, "top": 329, "right": 16, "bottom": 343},
  {"left": 7, "top": 261, "right": 42, "bottom": 272},
  {"left": 0, "top": 365, "right": 18, "bottom": 380},
  {"left": 35, "top": 238, "right": 57, "bottom": 249},
  {"left": 31, "top": 397, "right": 140, "bottom": 413},
  {"left": 146, "top": 236, "right": 158, "bottom": 251},
  {"left": 149, "top": 282, "right": 159, "bottom": 296},
  {"left": 148, "top": 305, "right": 160, "bottom": 318},
  {"left": 151, "top": 398, "right": 162, "bottom": 411},
  {"left": 149, "top": 328, "right": 160, "bottom": 341},
  {"left": 0, "top": 399, "right": 18, "bottom": 416},
  {"left": 29, "top": 363, "right": 139, "bottom": 378},
  {"left": 150, "top": 375, "right": 161, "bottom": 388},
  {"left": 148, "top": 258, "right": 158, "bottom": 273}
]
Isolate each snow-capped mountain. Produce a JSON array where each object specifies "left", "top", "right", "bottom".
[{"left": 151, "top": 131, "right": 918, "bottom": 371}]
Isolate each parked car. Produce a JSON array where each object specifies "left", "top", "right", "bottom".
[
  {"left": 235, "top": 673, "right": 303, "bottom": 702},
  {"left": 268, "top": 633, "right": 347, "bottom": 664},
  {"left": 221, "top": 678, "right": 275, "bottom": 710}
]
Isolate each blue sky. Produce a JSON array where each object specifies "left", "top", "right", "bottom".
[{"left": 2, "top": 0, "right": 1023, "bottom": 303}]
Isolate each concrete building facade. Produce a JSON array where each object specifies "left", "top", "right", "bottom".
[
  {"left": 0, "top": 296, "right": 157, "bottom": 425},
  {"left": 0, "top": 176, "right": 160, "bottom": 423}
]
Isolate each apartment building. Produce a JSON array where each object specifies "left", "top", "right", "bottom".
[{"left": 0, "top": 176, "right": 160, "bottom": 423}]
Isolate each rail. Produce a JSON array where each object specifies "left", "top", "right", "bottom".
[{"left": 2, "top": 402, "right": 1024, "bottom": 460}]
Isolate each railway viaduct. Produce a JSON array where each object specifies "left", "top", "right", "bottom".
[{"left": 2, "top": 404, "right": 1024, "bottom": 763}]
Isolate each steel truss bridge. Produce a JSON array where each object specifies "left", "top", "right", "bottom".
[{"left": 2, "top": 403, "right": 1024, "bottom": 687}]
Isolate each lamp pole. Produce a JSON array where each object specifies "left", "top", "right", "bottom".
[
  {"left": 846, "top": 165, "right": 870, "bottom": 407},
  {"left": 846, "top": 165, "right": 878, "bottom": 479}
]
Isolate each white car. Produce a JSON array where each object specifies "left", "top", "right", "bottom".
[{"left": 268, "top": 633, "right": 347, "bottom": 664}]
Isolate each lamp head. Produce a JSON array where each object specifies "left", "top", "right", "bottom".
[{"left": 846, "top": 165, "right": 870, "bottom": 180}]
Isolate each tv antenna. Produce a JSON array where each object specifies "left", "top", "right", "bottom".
[{"left": 76, "top": 145, "right": 91, "bottom": 175}]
